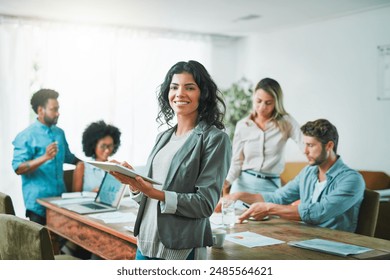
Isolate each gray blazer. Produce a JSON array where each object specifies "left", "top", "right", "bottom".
[{"left": 134, "top": 121, "right": 232, "bottom": 249}]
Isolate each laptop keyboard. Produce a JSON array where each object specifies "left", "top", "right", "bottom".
[{"left": 82, "top": 203, "right": 107, "bottom": 210}]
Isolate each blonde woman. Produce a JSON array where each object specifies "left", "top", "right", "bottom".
[{"left": 223, "top": 78, "right": 303, "bottom": 199}]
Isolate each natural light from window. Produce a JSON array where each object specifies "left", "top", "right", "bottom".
[{"left": 0, "top": 15, "right": 214, "bottom": 216}]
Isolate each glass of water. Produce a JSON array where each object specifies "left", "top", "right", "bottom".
[{"left": 222, "top": 198, "right": 236, "bottom": 228}]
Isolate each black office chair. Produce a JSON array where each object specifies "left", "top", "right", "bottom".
[
  {"left": 0, "top": 192, "right": 15, "bottom": 215},
  {"left": 63, "top": 169, "right": 75, "bottom": 192},
  {"left": 355, "top": 189, "right": 380, "bottom": 237}
]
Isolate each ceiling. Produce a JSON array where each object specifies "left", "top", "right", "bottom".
[{"left": 1, "top": 0, "right": 390, "bottom": 37}]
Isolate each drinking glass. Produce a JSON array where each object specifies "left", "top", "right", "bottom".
[{"left": 222, "top": 198, "right": 236, "bottom": 228}]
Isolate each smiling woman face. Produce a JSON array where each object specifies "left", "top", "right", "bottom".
[
  {"left": 94, "top": 135, "right": 114, "bottom": 161},
  {"left": 168, "top": 72, "right": 201, "bottom": 120}
]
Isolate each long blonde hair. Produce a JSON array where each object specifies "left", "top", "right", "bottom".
[{"left": 252, "top": 78, "right": 290, "bottom": 138}]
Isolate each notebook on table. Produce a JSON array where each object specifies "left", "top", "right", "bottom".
[{"left": 61, "top": 172, "right": 126, "bottom": 214}]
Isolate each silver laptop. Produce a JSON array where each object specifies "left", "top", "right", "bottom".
[{"left": 61, "top": 173, "right": 126, "bottom": 214}]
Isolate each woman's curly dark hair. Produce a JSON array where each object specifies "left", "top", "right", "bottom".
[
  {"left": 156, "top": 60, "right": 226, "bottom": 129},
  {"left": 82, "top": 120, "right": 121, "bottom": 157}
]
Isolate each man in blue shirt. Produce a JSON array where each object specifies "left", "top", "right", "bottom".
[
  {"left": 223, "top": 119, "right": 365, "bottom": 232},
  {"left": 12, "top": 89, "right": 80, "bottom": 225}
]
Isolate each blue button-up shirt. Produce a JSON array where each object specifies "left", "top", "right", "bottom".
[
  {"left": 12, "top": 120, "right": 76, "bottom": 217},
  {"left": 262, "top": 157, "right": 365, "bottom": 232}
]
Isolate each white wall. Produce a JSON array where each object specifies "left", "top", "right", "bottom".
[
  {"left": 209, "top": 36, "right": 240, "bottom": 89},
  {"left": 231, "top": 7, "right": 390, "bottom": 172}
]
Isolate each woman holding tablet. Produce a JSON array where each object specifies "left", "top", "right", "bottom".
[{"left": 111, "top": 60, "right": 231, "bottom": 260}]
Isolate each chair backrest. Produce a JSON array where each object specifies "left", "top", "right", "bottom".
[
  {"left": 355, "top": 189, "right": 380, "bottom": 237},
  {"left": 280, "top": 162, "right": 308, "bottom": 185},
  {"left": 63, "top": 168, "right": 74, "bottom": 192},
  {"left": 0, "top": 192, "right": 15, "bottom": 215},
  {"left": 0, "top": 214, "right": 55, "bottom": 260},
  {"left": 358, "top": 170, "right": 390, "bottom": 190}
]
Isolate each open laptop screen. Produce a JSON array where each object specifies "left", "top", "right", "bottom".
[{"left": 95, "top": 173, "right": 124, "bottom": 207}]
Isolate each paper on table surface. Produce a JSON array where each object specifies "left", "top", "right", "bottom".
[
  {"left": 61, "top": 191, "right": 96, "bottom": 198},
  {"left": 288, "top": 238, "right": 373, "bottom": 256},
  {"left": 124, "top": 225, "right": 135, "bottom": 232},
  {"left": 225, "top": 231, "right": 285, "bottom": 248},
  {"left": 88, "top": 211, "right": 137, "bottom": 224},
  {"left": 50, "top": 197, "right": 94, "bottom": 206},
  {"left": 121, "top": 196, "right": 140, "bottom": 209}
]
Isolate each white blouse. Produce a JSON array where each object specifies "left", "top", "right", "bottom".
[{"left": 225, "top": 114, "right": 303, "bottom": 184}]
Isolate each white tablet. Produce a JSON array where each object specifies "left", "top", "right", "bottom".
[{"left": 86, "top": 161, "right": 162, "bottom": 185}]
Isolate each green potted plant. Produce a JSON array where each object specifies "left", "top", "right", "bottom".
[{"left": 222, "top": 77, "right": 253, "bottom": 140}]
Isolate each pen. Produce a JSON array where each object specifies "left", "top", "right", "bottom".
[{"left": 243, "top": 203, "right": 250, "bottom": 208}]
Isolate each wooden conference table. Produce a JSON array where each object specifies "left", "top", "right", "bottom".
[{"left": 38, "top": 197, "right": 390, "bottom": 260}]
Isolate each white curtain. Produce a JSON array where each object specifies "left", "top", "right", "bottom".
[{"left": 0, "top": 15, "right": 213, "bottom": 216}]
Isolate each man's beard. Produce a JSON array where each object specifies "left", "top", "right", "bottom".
[
  {"left": 309, "top": 147, "right": 328, "bottom": 166},
  {"left": 44, "top": 115, "right": 58, "bottom": 126}
]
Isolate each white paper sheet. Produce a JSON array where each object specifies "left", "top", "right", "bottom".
[
  {"left": 88, "top": 211, "right": 137, "bottom": 224},
  {"left": 50, "top": 197, "right": 95, "bottom": 206},
  {"left": 61, "top": 191, "right": 96, "bottom": 198},
  {"left": 225, "top": 231, "right": 285, "bottom": 248}
]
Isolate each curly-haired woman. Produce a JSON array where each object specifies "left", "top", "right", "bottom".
[
  {"left": 111, "top": 60, "right": 232, "bottom": 260},
  {"left": 72, "top": 120, "right": 121, "bottom": 192}
]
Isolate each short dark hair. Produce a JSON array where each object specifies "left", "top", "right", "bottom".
[
  {"left": 30, "top": 89, "right": 59, "bottom": 114},
  {"left": 82, "top": 120, "right": 121, "bottom": 157},
  {"left": 301, "top": 119, "right": 339, "bottom": 153},
  {"left": 156, "top": 60, "right": 226, "bottom": 129}
]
